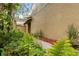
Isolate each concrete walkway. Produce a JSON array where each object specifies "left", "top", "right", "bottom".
[{"left": 37, "top": 40, "right": 52, "bottom": 49}]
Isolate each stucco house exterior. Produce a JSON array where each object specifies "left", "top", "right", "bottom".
[{"left": 30, "top": 3, "right": 79, "bottom": 40}]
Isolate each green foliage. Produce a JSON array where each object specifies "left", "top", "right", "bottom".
[
  {"left": 67, "top": 24, "right": 79, "bottom": 40},
  {"left": 0, "top": 31, "right": 79, "bottom": 56},
  {"left": 0, "top": 3, "right": 20, "bottom": 55},
  {"left": 0, "top": 3, "right": 20, "bottom": 32},
  {"left": 0, "top": 4, "right": 44, "bottom": 56},
  {"left": 1, "top": 32, "right": 44, "bottom": 56},
  {"left": 45, "top": 37, "right": 78, "bottom": 56},
  {"left": 16, "top": 33, "right": 44, "bottom": 56},
  {"left": 12, "top": 4, "right": 20, "bottom": 11},
  {"left": 0, "top": 29, "right": 23, "bottom": 48}
]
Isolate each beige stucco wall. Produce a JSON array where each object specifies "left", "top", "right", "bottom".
[
  {"left": 31, "top": 4, "right": 79, "bottom": 40},
  {"left": 24, "top": 24, "right": 29, "bottom": 32},
  {"left": 16, "top": 25, "right": 26, "bottom": 32}
]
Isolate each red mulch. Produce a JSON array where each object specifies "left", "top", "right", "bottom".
[{"left": 39, "top": 36, "right": 56, "bottom": 44}]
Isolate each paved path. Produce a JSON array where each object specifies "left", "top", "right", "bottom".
[{"left": 37, "top": 40, "right": 52, "bottom": 49}]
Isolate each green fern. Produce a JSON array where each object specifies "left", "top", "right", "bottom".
[{"left": 45, "top": 37, "right": 78, "bottom": 56}]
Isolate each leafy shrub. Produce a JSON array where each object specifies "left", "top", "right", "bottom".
[
  {"left": 0, "top": 29, "right": 23, "bottom": 48},
  {"left": 0, "top": 29, "right": 23, "bottom": 55},
  {"left": 45, "top": 37, "right": 78, "bottom": 56},
  {"left": 14, "top": 33, "right": 45, "bottom": 56},
  {"left": 1, "top": 32, "right": 45, "bottom": 56},
  {"left": 0, "top": 30, "right": 13, "bottom": 48}
]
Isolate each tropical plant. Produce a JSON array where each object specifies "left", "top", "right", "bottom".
[{"left": 45, "top": 37, "right": 78, "bottom": 56}]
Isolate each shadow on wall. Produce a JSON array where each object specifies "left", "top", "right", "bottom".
[{"left": 32, "top": 30, "right": 56, "bottom": 44}]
